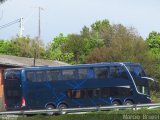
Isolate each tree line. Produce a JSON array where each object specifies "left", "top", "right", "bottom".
[{"left": 0, "top": 19, "right": 160, "bottom": 84}]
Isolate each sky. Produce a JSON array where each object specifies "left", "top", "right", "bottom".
[{"left": 0, "top": 0, "right": 160, "bottom": 44}]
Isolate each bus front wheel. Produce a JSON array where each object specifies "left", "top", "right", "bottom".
[
  {"left": 112, "top": 101, "right": 120, "bottom": 106},
  {"left": 124, "top": 100, "right": 133, "bottom": 105}
]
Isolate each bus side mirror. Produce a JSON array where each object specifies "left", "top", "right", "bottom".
[{"left": 141, "top": 77, "right": 154, "bottom": 81}]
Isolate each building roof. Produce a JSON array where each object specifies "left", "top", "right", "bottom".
[{"left": 0, "top": 54, "right": 68, "bottom": 67}]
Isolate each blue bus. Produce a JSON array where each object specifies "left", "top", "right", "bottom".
[{"left": 4, "top": 62, "right": 152, "bottom": 111}]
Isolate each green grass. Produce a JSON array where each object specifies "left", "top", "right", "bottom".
[
  {"left": 151, "top": 91, "right": 160, "bottom": 103},
  {"left": 16, "top": 109, "right": 160, "bottom": 120}
]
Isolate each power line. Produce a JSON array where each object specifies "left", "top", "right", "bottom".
[
  {"left": 0, "top": 19, "right": 20, "bottom": 29},
  {"left": 0, "top": 18, "right": 24, "bottom": 37}
]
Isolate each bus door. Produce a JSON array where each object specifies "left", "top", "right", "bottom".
[{"left": 4, "top": 70, "right": 22, "bottom": 110}]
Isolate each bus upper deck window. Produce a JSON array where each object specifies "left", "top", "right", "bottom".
[
  {"left": 36, "top": 71, "right": 46, "bottom": 82},
  {"left": 109, "top": 67, "right": 128, "bottom": 79},
  {"left": 26, "top": 71, "right": 35, "bottom": 82},
  {"left": 87, "top": 68, "right": 94, "bottom": 79},
  {"left": 127, "top": 65, "right": 146, "bottom": 77},
  {"left": 46, "top": 70, "right": 61, "bottom": 81},
  {"left": 62, "top": 69, "right": 77, "bottom": 80},
  {"left": 78, "top": 69, "right": 88, "bottom": 79},
  {"left": 94, "top": 67, "right": 109, "bottom": 79}
]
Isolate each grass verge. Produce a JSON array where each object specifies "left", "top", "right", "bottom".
[{"left": 16, "top": 109, "right": 160, "bottom": 120}]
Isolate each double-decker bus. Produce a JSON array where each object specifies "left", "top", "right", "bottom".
[{"left": 3, "top": 62, "right": 153, "bottom": 111}]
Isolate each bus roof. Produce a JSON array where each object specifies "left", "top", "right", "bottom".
[{"left": 4, "top": 62, "right": 141, "bottom": 71}]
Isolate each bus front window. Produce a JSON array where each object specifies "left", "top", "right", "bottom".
[
  {"left": 137, "top": 86, "right": 149, "bottom": 95},
  {"left": 127, "top": 65, "right": 150, "bottom": 95},
  {"left": 127, "top": 65, "right": 146, "bottom": 77}
]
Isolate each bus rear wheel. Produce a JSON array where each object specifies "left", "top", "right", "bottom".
[
  {"left": 46, "top": 105, "right": 55, "bottom": 115},
  {"left": 124, "top": 100, "right": 133, "bottom": 105}
]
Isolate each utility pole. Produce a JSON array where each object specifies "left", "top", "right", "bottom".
[
  {"left": 19, "top": 17, "right": 24, "bottom": 37},
  {"left": 38, "top": 7, "right": 44, "bottom": 39},
  {"left": 33, "top": 6, "right": 44, "bottom": 66}
]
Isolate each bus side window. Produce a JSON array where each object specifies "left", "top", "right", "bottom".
[
  {"left": 67, "top": 89, "right": 87, "bottom": 99},
  {"left": 118, "top": 67, "right": 129, "bottom": 79},
  {"left": 93, "top": 88, "right": 101, "bottom": 97},
  {"left": 110, "top": 87, "right": 131, "bottom": 97},
  {"left": 36, "top": 71, "right": 46, "bottom": 82},
  {"left": 109, "top": 67, "right": 118, "bottom": 78},
  {"left": 26, "top": 71, "right": 35, "bottom": 82},
  {"left": 67, "top": 89, "right": 72, "bottom": 98},
  {"left": 87, "top": 88, "right": 101, "bottom": 98},
  {"left": 109, "top": 66, "right": 128, "bottom": 79},
  {"left": 46, "top": 70, "right": 61, "bottom": 81},
  {"left": 87, "top": 68, "right": 94, "bottom": 79},
  {"left": 101, "top": 88, "right": 110, "bottom": 97},
  {"left": 62, "top": 69, "right": 77, "bottom": 80},
  {"left": 94, "top": 67, "right": 109, "bottom": 79},
  {"left": 78, "top": 69, "right": 88, "bottom": 79},
  {"left": 46, "top": 71, "right": 52, "bottom": 81},
  {"left": 71, "top": 90, "right": 81, "bottom": 99}
]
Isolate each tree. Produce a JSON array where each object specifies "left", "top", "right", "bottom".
[
  {"left": 48, "top": 19, "right": 146, "bottom": 64},
  {"left": 0, "top": 40, "right": 12, "bottom": 54},
  {"left": 146, "top": 31, "right": 160, "bottom": 55},
  {"left": 90, "top": 19, "right": 112, "bottom": 47},
  {"left": 145, "top": 31, "right": 160, "bottom": 83},
  {"left": 0, "top": 37, "right": 45, "bottom": 58},
  {"left": 61, "top": 34, "right": 86, "bottom": 64},
  {"left": 48, "top": 29, "right": 105, "bottom": 64},
  {"left": 86, "top": 24, "right": 146, "bottom": 63},
  {"left": 46, "top": 33, "right": 73, "bottom": 63}
]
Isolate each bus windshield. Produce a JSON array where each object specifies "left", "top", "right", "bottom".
[{"left": 126, "top": 65, "right": 146, "bottom": 77}]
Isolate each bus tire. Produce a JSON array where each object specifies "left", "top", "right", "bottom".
[
  {"left": 58, "top": 103, "right": 68, "bottom": 114},
  {"left": 112, "top": 101, "right": 120, "bottom": 106},
  {"left": 46, "top": 104, "right": 55, "bottom": 115},
  {"left": 124, "top": 100, "right": 134, "bottom": 105}
]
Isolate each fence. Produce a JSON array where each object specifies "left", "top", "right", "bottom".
[{"left": 0, "top": 103, "right": 160, "bottom": 115}]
